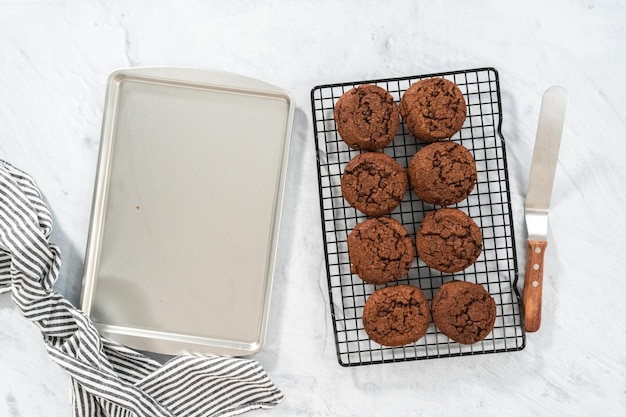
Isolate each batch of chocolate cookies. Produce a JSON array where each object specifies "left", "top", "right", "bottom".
[{"left": 334, "top": 78, "right": 496, "bottom": 347}]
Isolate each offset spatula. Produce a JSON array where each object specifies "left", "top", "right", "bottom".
[{"left": 523, "top": 86, "right": 568, "bottom": 332}]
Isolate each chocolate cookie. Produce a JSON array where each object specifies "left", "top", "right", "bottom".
[
  {"left": 408, "top": 141, "right": 477, "bottom": 206},
  {"left": 334, "top": 84, "right": 401, "bottom": 151},
  {"left": 362, "top": 285, "right": 431, "bottom": 346},
  {"left": 341, "top": 152, "right": 408, "bottom": 216},
  {"left": 347, "top": 217, "right": 414, "bottom": 284},
  {"left": 416, "top": 208, "right": 482, "bottom": 273},
  {"left": 399, "top": 78, "right": 467, "bottom": 142},
  {"left": 431, "top": 280, "right": 496, "bottom": 344}
]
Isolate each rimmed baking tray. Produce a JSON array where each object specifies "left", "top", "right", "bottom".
[
  {"left": 311, "top": 67, "right": 525, "bottom": 366},
  {"left": 81, "top": 67, "right": 294, "bottom": 356}
]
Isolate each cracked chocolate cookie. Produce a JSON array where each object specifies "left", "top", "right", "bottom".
[
  {"left": 399, "top": 78, "right": 467, "bottom": 142},
  {"left": 408, "top": 141, "right": 477, "bottom": 206},
  {"left": 334, "top": 84, "right": 400, "bottom": 151},
  {"left": 362, "top": 285, "right": 431, "bottom": 346},
  {"left": 347, "top": 217, "right": 414, "bottom": 284},
  {"left": 416, "top": 208, "right": 482, "bottom": 273},
  {"left": 431, "top": 280, "right": 496, "bottom": 344},
  {"left": 341, "top": 152, "right": 408, "bottom": 216}
]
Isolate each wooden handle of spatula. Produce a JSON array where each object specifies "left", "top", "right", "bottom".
[{"left": 523, "top": 240, "right": 548, "bottom": 332}]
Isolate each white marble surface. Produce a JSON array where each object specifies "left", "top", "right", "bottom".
[{"left": 1, "top": 0, "right": 625, "bottom": 416}]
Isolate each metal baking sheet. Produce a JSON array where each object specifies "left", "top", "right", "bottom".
[{"left": 81, "top": 67, "right": 294, "bottom": 356}]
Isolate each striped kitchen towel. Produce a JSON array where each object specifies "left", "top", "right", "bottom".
[{"left": 0, "top": 160, "right": 284, "bottom": 417}]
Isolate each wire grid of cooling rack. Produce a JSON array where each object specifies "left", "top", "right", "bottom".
[{"left": 311, "top": 67, "right": 526, "bottom": 367}]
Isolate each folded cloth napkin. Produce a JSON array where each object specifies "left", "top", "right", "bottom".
[{"left": 0, "top": 160, "right": 283, "bottom": 417}]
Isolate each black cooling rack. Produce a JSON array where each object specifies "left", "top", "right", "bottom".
[{"left": 311, "top": 67, "right": 526, "bottom": 367}]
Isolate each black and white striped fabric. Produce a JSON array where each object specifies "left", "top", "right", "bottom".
[{"left": 0, "top": 160, "right": 283, "bottom": 417}]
